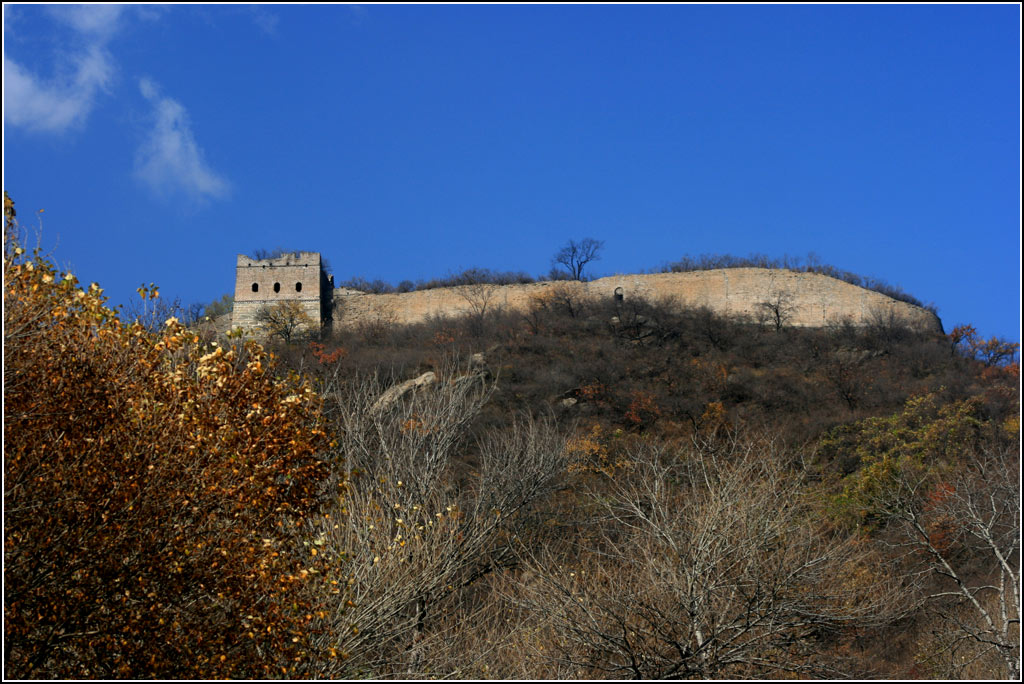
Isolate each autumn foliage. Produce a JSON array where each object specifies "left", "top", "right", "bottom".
[
  {"left": 950, "top": 324, "right": 1020, "bottom": 368},
  {"left": 3, "top": 195, "right": 331, "bottom": 678}
]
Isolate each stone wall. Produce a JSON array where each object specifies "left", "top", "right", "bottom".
[
  {"left": 232, "top": 252, "right": 331, "bottom": 331},
  {"left": 332, "top": 269, "right": 943, "bottom": 333}
]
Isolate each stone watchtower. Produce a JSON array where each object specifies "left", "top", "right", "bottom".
[{"left": 232, "top": 251, "right": 334, "bottom": 333}]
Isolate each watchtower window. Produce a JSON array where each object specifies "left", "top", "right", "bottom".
[
  {"left": 614, "top": 286, "right": 624, "bottom": 302},
  {"left": 252, "top": 283, "right": 259, "bottom": 293},
  {"left": 295, "top": 282, "right": 303, "bottom": 292},
  {"left": 273, "top": 282, "right": 281, "bottom": 293}
]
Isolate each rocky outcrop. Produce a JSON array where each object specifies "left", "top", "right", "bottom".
[
  {"left": 369, "top": 365, "right": 490, "bottom": 413},
  {"left": 371, "top": 371, "right": 437, "bottom": 413}
]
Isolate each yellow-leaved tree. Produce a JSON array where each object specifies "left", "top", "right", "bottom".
[{"left": 3, "top": 193, "right": 332, "bottom": 678}]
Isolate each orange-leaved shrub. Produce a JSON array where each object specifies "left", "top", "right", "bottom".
[{"left": 3, "top": 195, "right": 332, "bottom": 678}]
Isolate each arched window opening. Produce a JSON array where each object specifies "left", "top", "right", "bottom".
[
  {"left": 252, "top": 283, "right": 259, "bottom": 293},
  {"left": 295, "top": 282, "right": 303, "bottom": 292},
  {"left": 614, "top": 286, "right": 624, "bottom": 302},
  {"left": 273, "top": 282, "right": 281, "bottom": 293}
]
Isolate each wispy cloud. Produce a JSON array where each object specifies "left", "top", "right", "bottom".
[
  {"left": 48, "top": 4, "right": 125, "bottom": 38},
  {"left": 8, "top": 6, "right": 229, "bottom": 204},
  {"left": 3, "top": 46, "right": 112, "bottom": 132},
  {"left": 134, "top": 78, "right": 230, "bottom": 202},
  {"left": 246, "top": 6, "right": 279, "bottom": 36},
  {"left": 3, "top": 5, "right": 125, "bottom": 133}
]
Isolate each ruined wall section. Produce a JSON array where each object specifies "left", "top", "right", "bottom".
[
  {"left": 232, "top": 252, "right": 331, "bottom": 332},
  {"left": 332, "top": 269, "right": 943, "bottom": 333},
  {"left": 588, "top": 269, "right": 943, "bottom": 331}
]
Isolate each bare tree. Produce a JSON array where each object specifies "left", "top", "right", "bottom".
[
  {"left": 547, "top": 281, "right": 590, "bottom": 319},
  {"left": 353, "top": 300, "right": 398, "bottom": 344},
  {"left": 123, "top": 290, "right": 204, "bottom": 332},
  {"left": 553, "top": 238, "right": 604, "bottom": 281},
  {"left": 250, "top": 246, "right": 292, "bottom": 260},
  {"left": 819, "top": 347, "right": 873, "bottom": 410},
  {"left": 609, "top": 293, "right": 683, "bottom": 346},
  {"left": 522, "top": 283, "right": 591, "bottom": 336},
  {"left": 516, "top": 431, "right": 910, "bottom": 679},
  {"left": 255, "top": 300, "right": 316, "bottom": 343},
  {"left": 303, "top": 359, "right": 569, "bottom": 678},
  {"left": 757, "top": 290, "right": 797, "bottom": 332},
  {"left": 457, "top": 282, "right": 500, "bottom": 337},
  {"left": 202, "top": 293, "right": 233, "bottom": 320},
  {"left": 873, "top": 446, "right": 1020, "bottom": 680},
  {"left": 865, "top": 305, "right": 912, "bottom": 349}
]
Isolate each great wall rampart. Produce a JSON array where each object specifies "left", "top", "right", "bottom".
[
  {"left": 230, "top": 253, "right": 943, "bottom": 334},
  {"left": 331, "top": 269, "right": 943, "bottom": 332}
]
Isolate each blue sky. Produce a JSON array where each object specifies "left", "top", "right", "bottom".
[{"left": 3, "top": 4, "right": 1020, "bottom": 343}]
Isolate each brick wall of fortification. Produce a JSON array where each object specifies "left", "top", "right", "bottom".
[
  {"left": 332, "top": 269, "right": 943, "bottom": 333},
  {"left": 232, "top": 252, "right": 330, "bottom": 331}
]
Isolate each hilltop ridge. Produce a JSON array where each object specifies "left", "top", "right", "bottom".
[{"left": 329, "top": 267, "right": 943, "bottom": 333}]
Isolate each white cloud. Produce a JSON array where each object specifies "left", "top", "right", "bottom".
[
  {"left": 7, "top": 6, "right": 228, "bottom": 204},
  {"left": 3, "top": 6, "right": 122, "bottom": 133},
  {"left": 3, "top": 43, "right": 115, "bottom": 133},
  {"left": 134, "top": 78, "right": 230, "bottom": 202},
  {"left": 48, "top": 4, "right": 125, "bottom": 38}
]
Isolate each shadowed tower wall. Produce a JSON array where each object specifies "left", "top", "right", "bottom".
[{"left": 232, "top": 252, "right": 333, "bottom": 332}]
